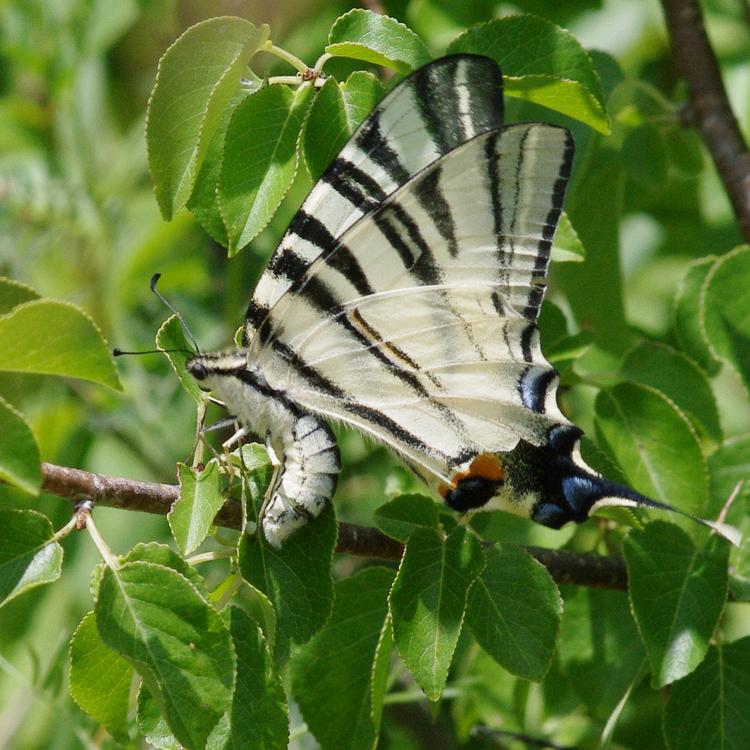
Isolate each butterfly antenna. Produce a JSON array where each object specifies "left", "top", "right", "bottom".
[
  {"left": 112, "top": 347, "right": 195, "bottom": 357},
  {"left": 150, "top": 272, "right": 200, "bottom": 353}
]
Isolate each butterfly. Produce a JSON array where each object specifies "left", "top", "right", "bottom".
[{"left": 185, "top": 54, "right": 739, "bottom": 548}]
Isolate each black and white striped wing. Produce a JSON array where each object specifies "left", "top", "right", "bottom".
[
  {"left": 244, "top": 54, "right": 504, "bottom": 342},
  {"left": 250, "top": 122, "right": 574, "bottom": 488}
]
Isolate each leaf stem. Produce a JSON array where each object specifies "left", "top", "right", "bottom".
[
  {"left": 313, "top": 52, "right": 332, "bottom": 73},
  {"left": 212, "top": 573, "right": 243, "bottom": 610},
  {"left": 52, "top": 514, "right": 79, "bottom": 542},
  {"left": 262, "top": 41, "right": 309, "bottom": 74},
  {"left": 186, "top": 549, "right": 234, "bottom": 565},
  {"left": 84, "top": 510, "right": 120, "bottom": 570}
]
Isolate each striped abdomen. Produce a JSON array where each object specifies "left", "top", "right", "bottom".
[{"left": 262, "top": 412, "right": 340, "bottom": 547}]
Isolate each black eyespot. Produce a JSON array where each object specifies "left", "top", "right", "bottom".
[{"left": 188, "top": 361, "right": 208, "bottom": 381}]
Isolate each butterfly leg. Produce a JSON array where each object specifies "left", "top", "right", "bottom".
[{"left": 257, "top": 441, "right": 283, "bottom": 524}]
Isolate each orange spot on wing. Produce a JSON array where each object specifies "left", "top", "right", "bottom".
[
  {"left": 439, "top": 453, "right": 504, "bottom": 497},
  {"left": 468, "top": 453, "right": 505, "bottom": 482}
]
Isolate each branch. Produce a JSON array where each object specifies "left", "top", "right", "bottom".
[
  {"left": 40, "top": 461, "right": 627, "bottom": 590},
  {"left": 662, "top": 0, "right": 750, "bottom": 241}
]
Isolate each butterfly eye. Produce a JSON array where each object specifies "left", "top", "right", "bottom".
[{"left": 188, "top": 361, "right": 208, "bottom": 381}]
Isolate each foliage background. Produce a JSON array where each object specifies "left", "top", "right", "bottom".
[{"left": 1, "top": 0, "right": 750, "bottom": 748}]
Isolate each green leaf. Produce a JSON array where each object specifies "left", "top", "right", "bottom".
[
  {"left": 702, "top": 245, "right": 750, "bottom": 391},
  {"left": 0, "top": 509, "right": 63, "bottom": 608},
  {"left": 138, "top": 689, "right": 181, "bottom": 750},
  {"left": 558, "top": 587, "right": 646, "bottom": 717},
  {"left": 0, "top": 300, "right": 121, "bottom": 389},
  {"left": 0, "top": 395, "right": 40, "bottom": 494},
  {"left": 303, "top": 72, "right": 384, "bottom": 182},
  {"left": 169, "top": 461, "right": 225, "bottom": 556},
  {"left": 146, "top": 17, "right": 269, "bottom": 219},
  {"left": 219, "top": 84, "right": 313, "bottom": 255},
  {"left": 466, "top": 545, "right": 562, "bottom": 681},
  {"left": 0, "top": 276, "right": 39, "bottom": 315},
  {"left": 187, "top": 88, "right": 251, "bottom": 246},
  {"left": 69, "top": 611, "right": 133, "bottom": 744},
  {"left": 122, "top": 542, "right": 209, "bottom": 599},
  {"left": 207, "top": 607, "right": 288, "bottom": 750},
  {"left": 326, "top": 9, "right": 430, "bottom": 74},
  {"left": 292, "top": 567, "right": 395, "bottom": 750},
  {"left": 96, "top": 561, "right": 235, "bottom": 750},
  {"left": 239, "top": 502, "right": 336, "bottom": 661},
  {"left": 623, "top": 522, "right": 728, "bottom": 687},
  {"left": 664, "top": 637, "right": 750, "bottom": 749},
  {"left": 389, "top": 526, "right": 484, "bottom": 700},
  {"left": 448, "top": 16, "right": 609, "bottom": 134},
  {"left": 156, "top": 315, "right": 203, "bottom": 403},
  {"left": 673, "top": 256, "right": 720, "bottom": 375},
  {"left": 621, "top": 341, "right": 722, "bottom": 445},
  {"left": 594, "top": 383, "right": 710, "bottom": 524},
  {"left": 374, "top": 493, "right": 439, "bottom": 542},
  {"left": 551, "top": 211, "right": 585, "bottom": 263}
]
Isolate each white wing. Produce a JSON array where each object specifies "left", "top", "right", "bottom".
[
  {"left": 244, "top": 54, "right": 504, "bottom": 341},
  {"left": 250, "top": 123, "right": 574, "bottom": 487}
]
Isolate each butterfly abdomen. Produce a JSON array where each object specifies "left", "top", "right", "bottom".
[{"left": 262, "top": 413, "right": 340, "bottom": 547}]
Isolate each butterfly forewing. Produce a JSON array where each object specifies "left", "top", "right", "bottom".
[
  {"left": 244, "top": 54, "right": 504, "bottom": 344},
  {"left": 251, "top": 123, "right": 574, "bottom": 486}
]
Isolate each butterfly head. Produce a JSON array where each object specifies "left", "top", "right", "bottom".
[{"left": 186, "top": 350, "right": 247, "bottom": 389}]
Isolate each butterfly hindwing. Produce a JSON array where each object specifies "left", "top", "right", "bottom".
[
  {"left": 251, "top": 123, "right": 574, "bottom": 486},
  {"left": 245, "top": 54, "right": 504, "bottom": 343}
]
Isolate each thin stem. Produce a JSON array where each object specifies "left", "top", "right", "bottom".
[
  {"left": 262, "top": 41, "right": 309, "bottom": 74},
  {"left": 268, "top": 75, "right": 327, "bottom": 88},
  {"left": 212, "top": 574, "right": 243, "bottom": 610},
  {"left": 84, "top": 511, "right": 120, "bottom": 570},
  {"left": 186, "top": 549, "right": 234, "bottom": 565},
  {"left": 313, "top": 52, "right": 332, "bottom": 73},
  {"left": 52, "top": 514, "right": 79, "bottom": 542}
]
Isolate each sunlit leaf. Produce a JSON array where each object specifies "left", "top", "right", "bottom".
[
  {"left": 624, "top": 522, "right": 728, "bottom": 687},
  {"left": 169, "top": 460, "right": 225, "bottom": 556},
  {"left": 219, "top": 84, "right": 313, "bottom": 254},
  {"left": 96, "top": 561, "right": 235, "bottom": 749},
  {"left": 0, "top": 300, "right": 120, "bottom": 389},
  {"left": 389, "top": 526, "right": 484, "bottom": 700},
  {"left": 292, "top": 567, "right": 395, "bottom": 750},
  {"left": 147, "top": 17, "right": 269, "bottom": 218},
  {"left": 70, "top": 611, "right": 133, "bottom": 744},
  {"left": 0, "top": 509, "right": 63, "bottom": 607},
  {"left": 326, "top": 9, "right": 430, "bottom": 73}
]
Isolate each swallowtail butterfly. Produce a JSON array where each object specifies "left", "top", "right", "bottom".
[{"left": 186, "top": 55, "right": 739, "bottom": 548}]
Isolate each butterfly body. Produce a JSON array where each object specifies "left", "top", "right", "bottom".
[
  {"left": 186, "top": 54, "right": 739, "bottom": 548},
  {"left": 189, "top": 352, "right": 340, "bottom": 546}
]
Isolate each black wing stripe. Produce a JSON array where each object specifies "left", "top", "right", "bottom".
[
  {"left": 271, "top": 339, "right": 442, "bottom": 458},
  {"left": 414, "top": 167, "right": 458, "bottom": 257},
  {"left": 323, "top": 159, "right": 383, "bottom": 214},
  {"left": 523, "top": 128, "right": 575, "bottom": 320},
  {"left": 287, "top": 211, "right": 373, "bottom": 297},
  {"left": 355, "top": 115, "right": 410, "bottom": 185},
  {"left": 485, "top": 131, "right": 505, "bottom": 267}
]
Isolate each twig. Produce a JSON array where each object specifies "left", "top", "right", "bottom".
[
  {"left": 661, "top": 0, "right": 750, "bottom": 241},
  {"left": 39, "top": 461, "right": 629, "bottom": 589}
]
